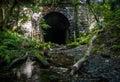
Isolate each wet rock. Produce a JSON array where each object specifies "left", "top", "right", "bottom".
[
  {"left": 82, "top": 55, "right": 120, "bottom": 81},
  {"left": 10, "top": 58, "right": 41, "bottom": 82},
  {"left": 109, "top": 79, "right": 120, "bottom": 82}
]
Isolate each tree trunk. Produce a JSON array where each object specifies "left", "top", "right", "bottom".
[
  {"left": 87, "top": 4, "right": 99, "bottom": 23},
  {"left": 74, "top": 5, "right": 79, "bottom": 38}
]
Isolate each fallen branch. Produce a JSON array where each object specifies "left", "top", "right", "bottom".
[{"left": 70, "top": 34, "right": 97, "bottom": 76}]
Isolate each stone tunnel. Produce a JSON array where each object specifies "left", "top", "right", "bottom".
[
  {"left": 21, "top": 4, "right": 90, "bottom": 44},
  {"left": 41, "top": 5, "right": 90, "bottom": 44},
  {"left": 43, "top": 12, "right": 70, "bottom": 44}
]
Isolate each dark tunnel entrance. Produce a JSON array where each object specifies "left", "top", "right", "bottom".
[{"left": 43, "top": 12, "right": 70, "bottom": 44}]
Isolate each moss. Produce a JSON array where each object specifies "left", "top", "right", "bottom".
[
  {"left": 35, "top": 51, "right": 49, "bottom": 66},
  {"left": 67, "top": 42, "right": 79, "bottom": 48},
  {"left": 112, "top": 44, "right": 120, "bottom": 49}
]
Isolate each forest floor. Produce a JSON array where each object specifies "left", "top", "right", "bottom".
[
  {"left": 0, "top": 44, "right": 120, "bottom": 82},
  {"left": 41, "top": 45, "right": 120, "bottom": 82}
]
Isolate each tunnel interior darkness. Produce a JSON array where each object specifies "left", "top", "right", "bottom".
[{"left": 43, "top": 12, "right": 70, "bottom": 44}]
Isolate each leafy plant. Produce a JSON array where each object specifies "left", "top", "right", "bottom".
[
  {"left": 38, "top": 0, "right": 60, "bottom": 4},
  {"left": 112, "top": 44, "right": 120, "bottom": 49},
  {"left": 67, "top": 42, "right": 79, "bottom": 48},
  {"left": 77, "top": 33, "right": 92, "bottom": 45},
  {"left": 40, "top": 18, "right": 51, "bottom": 29},
  {"left": 92, "top": 44, "right": 105, "bottom": 53},
  {"left": 71, "top": 0, "right": 79, "bottom": 5},
  {"left": 0, "top": 30, "right": 52, "bottom": 63}
]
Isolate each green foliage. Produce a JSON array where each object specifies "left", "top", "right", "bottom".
[
  {"left": 77, "top": 33, "right": 92, "bottom": 44},
  {"left": 0, "top": 30, "right": 22, "bottom": 63},
  {"left": 92, "top": 44, "right": 105, "bottom": 53},
  {"left": 0, "top": 0, "right": 21, "bottom": 30},
  {"left": 37, "top": 0, "right": 79, "bottom": 5},
  {"left": 40, "top": 18, "right": 51, "bottom": 29},
  {"left": 71, "top": 0, "right": 79, "bottom": 5},
  {"left": 35, "top": 51, "right": 45, "bottom": 61},
  {"left": 67, "top": 42, "right": 79, "bottom": 48},
  {"left": 92, "top": 47, "right": 99, "bottom": 53},
  {"left": 108, "top": 0, "right": 120, "bottom": 10},
  {"left": 35, "top": 42, "right": 51, "bottom": 50},
  {"left": 41, "top": 24, "right": 51, "bottom": 30},
  {"left": 37, "top": 0, "right": 60, "bottom": 4},
  {"left": 67, "top": 32, "right": 92, "bottom": 48},
  {"left": 19, "top": 14, "right": 30, "bottom": 24},
  {"left": 106, "top": 9, "right": 120, "bottom": 28},
  {"left": 18, "top": 0, "right": 36, "bottom": 4},
  {"left": 27, "top": 4, "right": 42, "bottom": 12},
  {"left": 91, "top": 3, "right": 110, "bottom": 22},
  {"left": 40, "top": 18, "right": 51, "bottom": 36},
  {"left": 103, "top": 9, "right": 120, "bottom": 41},
  {"left": 0, "top": 30, "right": 53, "bottom": 63},
  {"left": 93, "top": 2, "right": 120, "bottom": 55},
  {"left": 0, "top": 30, "right": 21, "bottom": 49},
  {"left": 112, "top": 44, "right": 120, "bottom": 49},
  {"left": 35, "top": 51, "right": 49, "bottom": 66}
]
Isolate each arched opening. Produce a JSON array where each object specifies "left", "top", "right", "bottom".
[{"left": 43, "top": 12, "right": 70, "bottom": 44}]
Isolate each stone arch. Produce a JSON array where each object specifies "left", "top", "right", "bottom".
[{"left": 43, "top": 12, "right": 70, "bottom": 44}]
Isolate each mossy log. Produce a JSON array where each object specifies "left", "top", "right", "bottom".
[
  {"left": 70, "top": 35, "right": 97, "bottom": 76},
  {"left": 35, "top": 51, "right": 50, "bottom": 67}
]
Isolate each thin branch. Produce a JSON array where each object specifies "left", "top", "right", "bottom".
[
  {"left": 1, "top": 7, "right": 5, "bottom": 21},
  {"left": 87, "top": 3, "right": 100, "bottom": 23}
]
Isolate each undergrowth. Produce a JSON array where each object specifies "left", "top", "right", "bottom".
[
  {"left": 0, "top": 30, "right": 53, "bottom": 63},
  {"left": 67, "top": 32, "right": 92, "bottom": 48}
]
